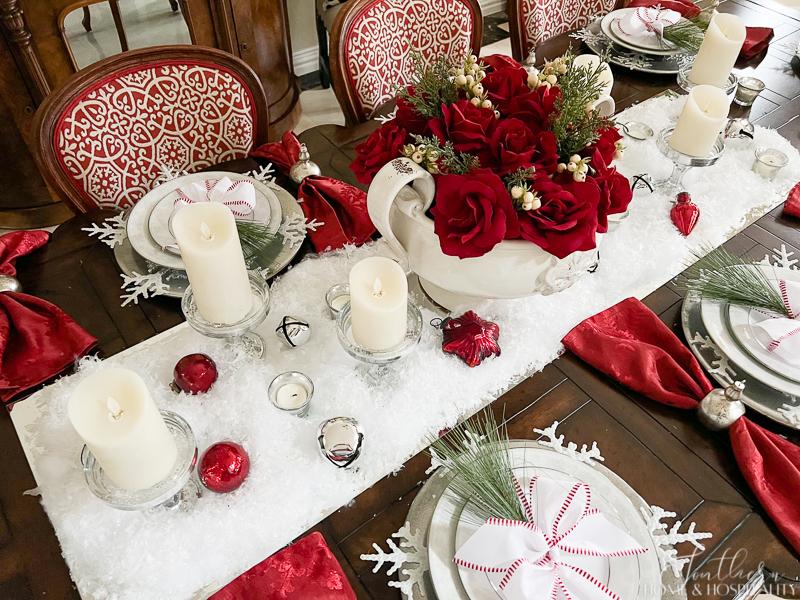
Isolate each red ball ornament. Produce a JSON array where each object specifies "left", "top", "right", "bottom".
[
  {"left": 172, "top": 353, "right": 217, "bottom": 394},
  {"left": 670, "top": 191, "right": 699, "bottom": 236},
  {"left": 199, "top": 442, "right": 250, "bottom": 493},
  {"left": 439, "top": 311, "right": 501, "bottom": 367},
  {"left": 784, "top": 182, "right": 800, "bottom": 219}
]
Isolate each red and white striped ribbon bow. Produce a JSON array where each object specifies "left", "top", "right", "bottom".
[
  {"left": 616, "top": 6, "right": 681, "bottom": 38},
  {"left": 175, "top": 177, "right": 257, "bottom": 218},
  {"left": 755, "top": 279, "right": 800, "bottom": 366},
  {"left": 454, "top": 476, "right": 648, "bottom": 600}
]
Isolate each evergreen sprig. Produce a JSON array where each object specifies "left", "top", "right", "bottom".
[
  {"left": 397, "top": 51, "right": 460, "bottom": 119},
  {"left": 549, "top": 52, "right": 613, "bottom": 158},
  {"left": 412, "top": 135, "right": 480, "bottom": 175},
  {"left": 505, "top": 166, "right": 536, "bottom": 191},
  {"left": 236, "top": 220, "right": 276, "bottom": 262},
  {"left": 663, "top": 9, "right": 714, "bottom": 53},
  {"left": 429, "top": 410, "right": 525, "bottom": 523},
  {"left": 678, "top": 247, "right": 788, "bottom": 316}
]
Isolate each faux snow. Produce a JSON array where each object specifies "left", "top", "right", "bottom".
[{"left": 12, "top": 95, "right": 800, "bottom": 599}]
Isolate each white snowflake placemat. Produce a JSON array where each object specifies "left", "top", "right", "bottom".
[{"left": 11, "top": 95, "right": 800, "bottom": 600}]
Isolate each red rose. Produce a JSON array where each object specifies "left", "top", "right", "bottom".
[
  {"left": 518, "top": 174, "right": 600, "bottom": 259},
  {"left": 350, "top": 121, "right": 408, "bottom": 185},
  {"left": 532, "top": 130, "right": 560, "bottom": 175},
  {"left": 481, "top": 67, "right": 529, "bottom": 115},
  {"left": 590, "top": 126, "right": 623, "bottom": 165},
  {"left": 394, "top": 93, "right": 429, "bottom": 135},
  {"left": 592, "top": 150, "right": 632, "bottom": 233},
  {"left": 504, "top": 86, "right": 560, "bottom": 130},
  {"left": 482, "top": 54, "right": 524, "bottom": 72},
  {"left": 489, "top": 118, "right": 537, "bottom": 174},
  {"left": 432, "top": 170, "right": 520, "bottom": 259},
  {"left": 429, "top": 100, "right": 496, "bottom": 165}
]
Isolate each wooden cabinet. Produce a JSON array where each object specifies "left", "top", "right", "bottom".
[{"left": 0, "top": 0, "right": 300, "bottom": 227}]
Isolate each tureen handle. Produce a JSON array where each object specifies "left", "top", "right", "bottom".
[{"left": 366, "top": 158, "right": 435, "bottom": 263}]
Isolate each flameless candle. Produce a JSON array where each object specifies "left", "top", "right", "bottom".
[
  {"left": 688, "top": 14, "right": 746, "bottom": 88},
  {"left": 172, "top": 202, "right": 252, "bottom": 325},
  {"left": 669, "top": 85, "right": 730, "bottom": 157},
  {"left": 68, "top": 367, "right": 177, "bottom": 491},
  {"left": 349, "top": 257, "right": 407, "bottom": 351}
]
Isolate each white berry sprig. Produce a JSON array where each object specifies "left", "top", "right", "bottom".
[{"left": 557, "top": 154, "right": 591, "bottom": 182}]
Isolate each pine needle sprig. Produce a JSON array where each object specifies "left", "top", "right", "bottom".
[
  {"left": 505, "top": 167, "right": 536, "bottom": 190},
  {"left": 236, "top": 220, "right": 276, "bottom": 262},
  {"left": 662, "top": 9, "right": 714, "bottom": 53},
  {"left": 411, "top": 135, "right": 480, "bottom": 175},
  {"left": 550, "top": 52, "right": 613, "bottom": 158},
  {"left": 429, "top": 410, "right": 525, "bottom": 523},
  {"left": 397, "top": 51, "right": 460, "bottom": 119},
  {"left": 678, "top": 247, "right": 788, "bottom": 316}
]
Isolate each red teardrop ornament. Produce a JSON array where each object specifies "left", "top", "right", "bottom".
[
  {"left": 784, "top": 182, "right": 800, "bottom": 219},
  {"left": 441, "top": 311, "right": 501, "bottom": 367},
  {"left": 670, "top": 191, "right": 700, "bottom": 236}
]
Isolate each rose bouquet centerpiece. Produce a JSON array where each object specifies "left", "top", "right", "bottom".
[{"left": 351, "top": 52, "right": 632, "bottom": 261}]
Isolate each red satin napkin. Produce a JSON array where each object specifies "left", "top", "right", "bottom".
[
  {"left": 784, "top": 182, "right": 800, "bottom": 219},
  {"left": 563, "top": 298, "right": 800, "bottom": 555},
  {"left": 0, "top": 231, "right": 96, "bottom": 403},
  {"left": 210, "top": 532, "right": 357, "bottom": 600},
  {"left": 250, "top": 133, "right": 374, "bottom": 251},
  {"left": 627, "top": 0, "right": 773, "bottom": 59}
]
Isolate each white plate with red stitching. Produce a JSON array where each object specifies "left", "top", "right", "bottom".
[
  {"left": 600, "top": 9, "right": 683, "bottom": 56},
  {"left": 427, "top": 445, "right": 662, "bottom": 600}
]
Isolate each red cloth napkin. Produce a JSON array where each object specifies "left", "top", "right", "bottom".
[
  {"left": 783, "top": 182, "right": 800, "bottom": 219},
  {"left": 250, "top": 133, "right": 374, "bottom": 252},
  {"left": 563, "top": 298, "right": 800, "bottom": 555},
  {"left": 0, "top": 231, "right": 96, "bottom": 403},
  {"left": 210, "top": 532, "right": 357, "bottom": 600}
]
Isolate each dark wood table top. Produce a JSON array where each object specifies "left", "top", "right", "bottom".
[{"left": 3, "top": 5, "right": 800, "bottom": 597}]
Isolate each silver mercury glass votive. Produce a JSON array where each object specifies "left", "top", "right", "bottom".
[
  {"left": 733, "top": 76, "right": 766, "bottom": 106},
  {"left": 325, "top": 283, "right": 350, "bottom": 319},
  {"left": 268, "top": 371, "right": 314, "bottom": 417}
]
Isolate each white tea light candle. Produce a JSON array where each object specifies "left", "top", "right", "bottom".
[
  {"left": 172, "top": 202, "right": 252, "bottom": 325},
  {"left": 688, "top": 14, "right": 746, "bottom": 88},
  {"left": 68, "top": 367, "right": 177, "bottom": 491},
  {"left": 268, "top": 371, "right": 314, "bottom": 417},
  {"left": 349, "top": 257, "right": 407, "bottom": 351},
  {"left": 669, "top": 85, "right": 730, "bottom": 157},
  {"left": 275, "top": 383, "right": 308, "bottom": 409}
]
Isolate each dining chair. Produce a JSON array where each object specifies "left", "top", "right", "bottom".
[
  {"left": 329, "top": 0, "right": 483, "bottom": 124},
  {"left": 508, "top": 0, "right": 620, "bottom": 60},
  {"left": 34, "top": 45, "right": 269, "bottom": 213}
]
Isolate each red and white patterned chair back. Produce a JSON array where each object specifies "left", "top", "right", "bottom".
[
  {"left": 509, "top": 0, "right": 617, "bottom": 59},
  {"left": 330, "top": 0, "right": 482, "bottom": 123},
  {"left": 35, "top": 46, "right": 269, "bottom": 213}
]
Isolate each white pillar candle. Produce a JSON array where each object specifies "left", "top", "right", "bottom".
[
  {"left": 68, "top": 367, "right": 177, "bottom": 491},
  {"left": 172, "top": 202, "right": 252, "bottom": 325},
  {"left": 669, "top": 85, "right": 730, "bottom": 157},
  {"left": 688, "top": 14, "right": 746, "bottom": 88},
  {"left": 349, "top": 257, "right": 407, "bottom": 351}
]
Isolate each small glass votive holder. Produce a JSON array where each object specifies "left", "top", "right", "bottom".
[
  {"left": 325, "top": 284, "right": 350, "bottom": 319},
  {"left": 268, "top": 371, "right": 313, "bottom": 417},
  {"left": 752, "top": 147, "right": 788, "bottom": 180},
  {"left": 734, "top": 76, "right": 765, "bottom": 106}
]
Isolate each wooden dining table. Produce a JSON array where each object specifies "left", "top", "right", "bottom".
[{"left": 3, "top": 2, "right": 800, "bottom": 597}]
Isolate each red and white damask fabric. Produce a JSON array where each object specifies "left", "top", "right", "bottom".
[
  {"left": 521, "top": 0, "right": 615, "bottom": 50},
  {"left": 54, "top": 61, "right": 256, "bottom": 210},
  {"left": 344, "top": 0, "right": 475, "bottom": 119}
]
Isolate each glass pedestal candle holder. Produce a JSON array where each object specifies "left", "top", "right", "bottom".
[
  {"left": 654, "top": 127, "right": 725, "bottom": 195},
  {"left": 182, "top": 270, "right": 271, "bottom": 358},
  {"left": 752, "top": 147, "right": 788, "bottom": 180},
  {"left": 677, "top": 66, "right": 738, "bottom": 98},
  {"left": 81, "top": 410, "right": 200, "bottom": 511},
  {"left": 335, "top": 300, "right": 423, "bottom": 385}
]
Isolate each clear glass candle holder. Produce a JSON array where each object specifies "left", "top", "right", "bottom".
[
  {"left": 268, "top": 371, "right": 313, "bottom": 417},
  {"left": 752, "top": 147, "right": 788, "bottom": 180},
  {"left": 325, "top": 284, "right": 350, "bottom": 319},
  {"left": 734, "top": 76, "right": 765, "bottom": 106},
  {"left": 654, "top": 126, "right": 726, "bottom": 195},
  {"left": 677, "top": 66, "right": 738, "bottom": 98}
]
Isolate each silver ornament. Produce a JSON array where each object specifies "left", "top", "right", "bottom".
[
  {"left": 0, "top": 275, "right": 21, "bottom": 293},
  {"left": 317, "top": 417, "right": 363, "bottom": 468},
  {"left": 698, "top": 381, "right": 747, "bottom": 430},
  {"left": 724, "top": 117, "right": 755, "bottom": 140},
  {"left": 289, "top": 143, "right": 322, "bottom": 183},
  {"left": 275, "top": 315, "right": 311, "bottom": 348}
]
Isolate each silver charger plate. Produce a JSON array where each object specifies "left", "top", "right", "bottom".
[
  {"left": 682, "top": 292, "right": 800, "bottom": 430},
  {"left": 402, "top": 440, "right": 687, "bottom": 599},
  {"left": 576, "top": 19, "right": 687, "bottom": 75}
]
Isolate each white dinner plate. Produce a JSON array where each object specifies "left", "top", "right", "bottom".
[
  {"left": 600, "top": 9, "right": 683, "bottom": 56},
  {"left": 726, "top": 267, "right": 800, "bottom": 382},
  {"left": 127, "top": 172, "right": 283, "bottom": 270},
  {"left": 699, "top": 267, "right": 800, "bottom": 398},
  {"left": 428, "top": 445, "right": 661, "bottom": 600}
]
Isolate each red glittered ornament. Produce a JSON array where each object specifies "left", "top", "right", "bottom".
[
  {"left": 172, "top": 353, "right": 217, "bottom": 394},
  {"left": 670, "top": 191, "right": 699, "bottom": 236},
  {"left": 440, "top": 311, "right": 501, "bottom": 367},
  {"left": 199, "top": 441, "right": 250, "bottom": 493},
  {"left": 784, "top": 182, "right": 800, "bottom": 219}
]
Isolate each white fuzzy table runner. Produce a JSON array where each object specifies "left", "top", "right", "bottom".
[{"left": 11, "top": 95, "right": 800, "bottom": 599}]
